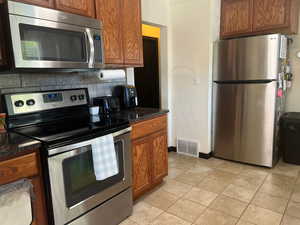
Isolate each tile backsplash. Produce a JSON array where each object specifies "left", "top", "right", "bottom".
[{"left": 0, "top": 70, "right": 127, "bottom": 112}]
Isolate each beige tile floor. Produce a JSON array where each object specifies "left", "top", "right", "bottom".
[{"left": 121, "top": 152, "right": 300, "bottom": 225}]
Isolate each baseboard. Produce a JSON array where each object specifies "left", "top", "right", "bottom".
[
  {"left": 198, "top": 152, "right": 212, "bottom": 159},
  {"left": 168, "top": 146, "right": 177, "bottom": 152}
]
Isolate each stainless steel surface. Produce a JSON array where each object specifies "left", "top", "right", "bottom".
[
  {"left": 213, "top": 81, "right": 277, "bottom": 167},
  {"left": 7, "top": 1, "right": 104, "bottom": 69},
  {"left": 69, "top": 188, "right": 132, "bottom": 225},
  {"left": 48, "top": 127, "right": 132, "bottom": 156},
  {"left": 4, "top": 89, "right": 88, "bottom": 116},
  {"left": 213, "top": 34, "right": 283, "bottom": 81},
  {"left": 48, "top": 131, "right": 132, "bottom": 225},
  {"left": 87, "top": 28, "right": 95, "bottom": 68},
  {"left": 8, "top": 0, "right": 102, "bottom": 29}
]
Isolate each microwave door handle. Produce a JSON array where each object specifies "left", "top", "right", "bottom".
[{"left": 86, "top": 28, "right": 95, "bottom": 68}]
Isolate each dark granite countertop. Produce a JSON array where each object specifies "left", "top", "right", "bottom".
[
  {"left": 0, "top": 107, "right": 168, "bottom": 162},
  {"left": 0, "top": 132, "right": 41, "bottom": 162},
  {"left": 114, "top": 107, "right": 169, "bottom": 123}
]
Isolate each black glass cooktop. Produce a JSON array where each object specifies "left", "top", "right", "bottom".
[{"left": 11, "top": 115, "right": 129, "bottom": 148}]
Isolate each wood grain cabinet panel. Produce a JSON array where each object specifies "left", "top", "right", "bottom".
[
  {"left": 132, "top": 114, "right": 168, "bottom": 200},
  {"left": 122, "top": 0, "right": 143, "bottom": 66},
  {"left": 220, "top": 0, "right": 299, "bottom": 39},
  {"left": 253, "top": 0, "right": 287, "bottom": 30},
  {"left": 131, "top": 115, "right": 167, "bottom": 140},
  {"left": 132, "top": 137, "right": 152, "bottom": 198},
  {"left": 55, "top": 0, "right": 95, "bottom": 17},
  {"left": 151, "top": 131, "right": 168, "bottom": 184},
  {"left": 253, "top": 0, "right": 298, "bottom": 33},
  {"left": 0, "top": 151, "right": 48, "bottom": 225},
  {"left": 220, "top": 0, "right": 253, "bottom": 37},
  {"left": 13, "top": 0, "right": 54, "bottom": 8},
  {"left": 95, "top": 0, "right": 124, "bottom": 64},
  {"left": 0, "top": 153, "right": 39, "bottom": 185}
]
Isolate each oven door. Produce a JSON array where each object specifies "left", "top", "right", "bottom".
[
  {"left": 47, "top": 128, "right": 132, "bottom": 225},
  {"left": 9, "top": 14, "right": 103, "bottom": 69}
]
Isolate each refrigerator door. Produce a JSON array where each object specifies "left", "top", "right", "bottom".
[
  {"left": 213, "top": 34, "right": 281, "bottom": 81},
  {"left": 213, "top": 81, "right": 277, "bottom": 167}
]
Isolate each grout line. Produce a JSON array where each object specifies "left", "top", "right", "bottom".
[{"left": 279, "top": 175, "right": 299, "bottom": 225}]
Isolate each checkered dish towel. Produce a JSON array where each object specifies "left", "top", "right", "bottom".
[{"left": 92, "top": 134, "right": 119, "bottom": 181}]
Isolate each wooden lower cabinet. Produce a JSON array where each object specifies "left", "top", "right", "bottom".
[
  {"left": 132, "top": 136, "right": 152, "bottom": 198},
  {"left": 151, "top": 131, "right": 168, "bottom": 184},
  {"left": 132, "top": 115, "right": 168, "bottom": 200},
  {"left": 0, "top": 152, "right": 48, "bottom": 225},
  {"left": 31, "top": 175, "right": 48, "bottom": 225}
]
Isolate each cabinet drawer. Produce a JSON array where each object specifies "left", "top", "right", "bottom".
[
  {"left": 0, "top": 152, "right": 39, "bottom": 185},
  {"left": 131, "top": 115, "right": 167, "bottom": 140}
]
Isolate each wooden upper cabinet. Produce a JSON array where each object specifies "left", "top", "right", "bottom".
[
  {"left": 220, "top": 0, "right": 300, "bottom": 39},
  {"left": 122, "top": 0, "right": 143, "bottom": 66},
  {"left": 55, "top": 0, "right": 95, "bottom": 17},
  {"left": 253, "top": 0, "right": 298, "bottom": 33},
  {"left": 220, "top": 0, "right": 253, "bottom": 37},
  {"left": 132, "top": 137, "right": 152, "bottom": 198},
  {"left": 13, "top": 0, "right": 54, "bottom": 8},
  {"left": 151, "top": 131, "right": 168, "bottom": 184},
  {"left": 95, "top": 0, "right": 124, "bottom": 64}
]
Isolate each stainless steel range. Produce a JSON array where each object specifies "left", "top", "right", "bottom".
[{"left": 3, "top": 89, "right": 133, "bottom": 225}]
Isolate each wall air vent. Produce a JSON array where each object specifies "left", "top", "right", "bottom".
[{"left": 177, "top": 138, "right": 198, "bottom": 157}]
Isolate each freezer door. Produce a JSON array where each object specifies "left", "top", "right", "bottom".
[
  {"left": 213, "top": 34, "right": 281, "bottom": 81},
  {"left": 213, "top": 81, "right": 277, "bottom": 167}
]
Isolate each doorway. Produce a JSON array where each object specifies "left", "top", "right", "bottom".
[{"left": 134, "top": 25, "right": 160, "bottom": 108}]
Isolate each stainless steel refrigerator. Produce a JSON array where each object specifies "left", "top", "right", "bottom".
[{"left": 212, "top": 34, "right": 288, "bottom": 168}]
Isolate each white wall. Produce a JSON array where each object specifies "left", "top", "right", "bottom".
[
  {"left": 138, "top": 0, "right": 221, "bottom": 152},
  {"left": 169, "top": 0, "right": 220, "bottom": 153},
  {"left": 286, "top": 16, "right": 300, "bottom": 112},
  {"left": 141, "top": 0, "right": 169, "bottom": 26}
]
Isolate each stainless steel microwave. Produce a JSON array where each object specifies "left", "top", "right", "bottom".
[{"left": 2, "top": 1, "right": 104, "bottom": 69}]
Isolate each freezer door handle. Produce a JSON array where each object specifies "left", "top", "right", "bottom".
[{"left": 213, "top": 80, "right": 275, "bottom": 84}]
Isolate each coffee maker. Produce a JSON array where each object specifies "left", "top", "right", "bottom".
[{"left": 114, "top": 85, "right": 138, "bottom": 109}]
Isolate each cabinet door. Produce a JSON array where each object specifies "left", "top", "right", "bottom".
[
  {"left": 220, "top": 0, "right": 253, "bottom": 38},
  {"left": 55, "top": 0, "right": 95, "bottom": 17},
  {"left": 151, "top": 131, "right": 168, "bottom": 184},
  {"left": 31, "top": 176, "right": 48, "bottom": 225},
  {"left": 122, "top": 0, "right": 143, "bottom": 66},
  {"left": 13, "top": 0, "right": 54, "bottom": 8},
  {"left": 95, "top": 0, "right": 124, "bottom": 64},
  {"left": 253, "top": 0, "right": 290, "bottom": 31},
  {"left": 132, "top": 137, "right": 152, "bottom": 199}
]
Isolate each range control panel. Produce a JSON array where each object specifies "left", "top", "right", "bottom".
[{"left": 4, "top": 89, "right": 88, "bottom": 116}]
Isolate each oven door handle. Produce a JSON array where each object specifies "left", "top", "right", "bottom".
[
  {"left": 48, "top": 127, "right": 132, "bottom": 156},
  {"left": 86, "top": 28, "right": 95, "bottom": 68}
]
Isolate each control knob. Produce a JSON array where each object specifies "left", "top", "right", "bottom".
[
  {"left": 70, "top": 95, "right": 77, "bottom": 101},
  {"left": 14, "top": 100, "right": 24, "bottom": 107},
  {"left": 26, "top": 99, "right": 35, "bottom": 106},
  {"left": 78, "top": 94, "right": 85, "bottom": 100}
]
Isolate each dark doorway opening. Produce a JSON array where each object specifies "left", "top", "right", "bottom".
[{"left": 134, "top": 36, "right": 160, "bottom": 108}]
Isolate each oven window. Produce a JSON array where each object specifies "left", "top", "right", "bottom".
[
  {"left": 62, "top": 141, "right": 124, "bottom": 208},
  {"left": 19, "top": 24, "right": 87, "bottom": 62}
]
